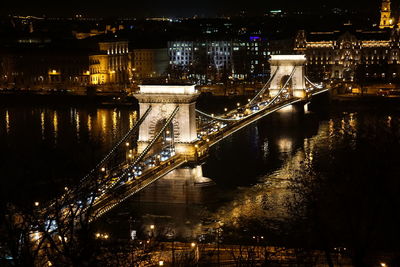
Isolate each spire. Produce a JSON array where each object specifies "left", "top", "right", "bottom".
[{"left": 380, "top": 0, "right": 394, "bottom": 29}]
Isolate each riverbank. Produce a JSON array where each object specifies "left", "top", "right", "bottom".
[
  {"left": 0, "top": 91, "right": 249, "bottom": 114},
  {"left": 0, "top": 92, "right": 136, "bottom": 108},
  {"left": 330, "top": 93, "right": 400, "bottom": 111}
]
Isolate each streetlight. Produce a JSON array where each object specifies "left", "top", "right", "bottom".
[{"left": 34, "top": 202, "right": 40, "bottom": 207}]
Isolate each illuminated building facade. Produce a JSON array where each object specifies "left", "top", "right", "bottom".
[
  {"left": 294, "top": 28, "right": 400, "bottom": 82},
  {"left": 380, "top": 0, "right": 394, "bottom": 29},
  {"left": 89, "top": 41, "right": 131, "bottom": 85},
  {"left": 88, "top": 54, "right": 109, "bottom": 85},
  {"left": 292, "top": 1, "right": 400, "bottom": 83},
  {"left": 168, "top": 38, "right": 268, "bottom": 83}
]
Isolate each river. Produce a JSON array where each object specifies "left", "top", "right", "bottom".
[{"left": 1, "top": 97, "right": 400, "bottom": 255}]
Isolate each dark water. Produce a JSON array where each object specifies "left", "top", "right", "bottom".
[
  {"left": 2, "top": 100, "right": 400, "bottom": 255},
  {"left": 0, "top": 106, "right": 137, "bottom": 203}
]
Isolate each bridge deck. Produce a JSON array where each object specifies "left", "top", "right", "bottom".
[
  {"left": 93, "top": 155, "right": 187, "bottom": 218},
  {"left": 207, "top": 98, "right": 302, "bottom": 147}
]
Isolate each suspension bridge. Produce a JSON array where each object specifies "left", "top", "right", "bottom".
[{"left": 41, "top": 55, "right": 329, "bottom": 225}]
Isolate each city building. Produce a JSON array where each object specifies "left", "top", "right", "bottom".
[
  {"left": 168, "top": 37, "right": 268, "bottom": 83},
  {"left": 89, "top": 41, "right": 131, "bottom": 85},
  {"left": 294, "top": 0, "right": 400, "bottom": 83},
  {"left": 0, "top": 44, "right": 90, "bottom": 89},
  {"left": 294, "top": 28, "right": 400, "bottom": 82},
  {"left": 380, "top": 0, "right": 394, "bottom": 29},
  {"left": 132, "top": 49, "right": 169, "bottom": 81}
]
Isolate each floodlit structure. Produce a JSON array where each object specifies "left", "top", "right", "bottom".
[
  {"left": 269, "top": 55, "right": 307, "bottom": 98},
  {"left": 134, "top": 85, "right": 199, "bottom": 156}
]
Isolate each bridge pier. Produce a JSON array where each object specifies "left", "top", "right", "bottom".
[
  {"left": 292, "top": 102, "right": 305, "bottom": 114},
  {"left": 308, "top": 90, "right": 331, "bottom": 112}
]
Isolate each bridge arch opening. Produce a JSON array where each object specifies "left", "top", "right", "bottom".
[
  {"left": 280, "top": 75, "right": 293, "bottom": 96},
  {"left": 151, "top": 118, "right": 175, "bottom": 153}
]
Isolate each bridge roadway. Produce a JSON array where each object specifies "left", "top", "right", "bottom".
[
  {"left": 206, "top": 98, "right": 303, "bottom": 147},
  {"left": 91, "top": 96, "right": 311, "bottom": 219},
  {"left": 93, "top": 155, "right": 187, "bottom": 218}
]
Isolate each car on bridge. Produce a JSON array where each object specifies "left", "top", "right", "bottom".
[{"left": 250, "top": 105, "right": 260, "bottom": 112}]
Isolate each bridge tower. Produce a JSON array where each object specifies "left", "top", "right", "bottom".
[
  {"left": 134, "top": 84, "right": 199, "bottom": 157},
  {"left": 269, "top": 55, "right": 307, "bottom": 99}
]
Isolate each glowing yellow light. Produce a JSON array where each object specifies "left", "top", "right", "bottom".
[
  {"left": 101, "top": 167, "right": 106, "bottom": 172},
  {"left": 34, "top": 202, "right": 39, "bottom": 207},
  {"left": 191, "top": 242, "right": 196, "bottom": 247},
  {"left": 126, "top": 142, "right": 130, "bottom": 147},
  {"left": 159, "top": 261, "right": 164, "bottom": 266},
  {"left": 5, "top": 110, "right": 10, "bottom": 134},
  {"left": 150, "top": 225, "right": 155, "bottom": 230}
]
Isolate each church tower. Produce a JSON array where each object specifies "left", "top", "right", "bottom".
[{"left": 380, "top": 0, "right": 394, "bottom": 29}]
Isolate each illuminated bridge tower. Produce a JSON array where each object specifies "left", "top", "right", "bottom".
[
  {"left": 269, "top": 55, "right": 307, "bottom": 99},
  {"left": 134, "top": 84, "right": 199, "bottom": 158}
]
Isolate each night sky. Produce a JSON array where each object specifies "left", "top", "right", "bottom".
[{"left": 2, "top": 0, "right": 383, "bottom": 17}]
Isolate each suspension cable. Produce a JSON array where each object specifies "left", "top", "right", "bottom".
[
  {"left": 248, "top": 66, "right": 280, "bottom": 105},
  {"left": 305, "top": 76, "right": 322, "bottom": 89},
  {"left": 195, "top": 66, "right": 297, "bottom": 122},
  {"left": 47, "top": 106, "right": 153, "bottom": 209},
  {"left": 111, "top": 106, "right": 180, "bottom": 187}
]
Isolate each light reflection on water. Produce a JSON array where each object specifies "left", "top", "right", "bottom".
[
  {"left": 0, "top": 106, "right": 137, "bottom": 203},
  {"left": 1, "top": 105, "right": 400, "bottom": 244},
  {"left": 103, "top": 108, "right": 400, "bottom": 241},
  {"left": 53, "top": 110, "right": 58, "bottom": 144}
]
